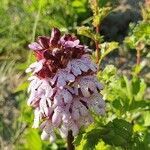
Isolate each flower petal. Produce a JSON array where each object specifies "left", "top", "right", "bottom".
[
  {"left": 28, "top": 42, "right": 43, "bottom": 51},
  {"left": 37, "top": 36, "right": 50, "bottom": 49},
  {"left": 50, "top": 28, "right": 61, "bottom": 46}
]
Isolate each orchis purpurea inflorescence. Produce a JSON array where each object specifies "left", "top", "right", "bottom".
[{"left": 26, "top": 28, "right": 105, "bottom": 142}]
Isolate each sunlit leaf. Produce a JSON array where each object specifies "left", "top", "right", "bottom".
[
  {"left": 123, "top": 75, "right": 133, "bottom": 103},
  {"left": 25, "top": 129, "right": 42, "bottom": 150},
  {"left": 99, "top": 42, "right": 118, "bottom": 63},
  {"left": 101, "top": 119, "right": 133, "bottom": 147},
  {"left": 77, "top": 26, "right": 103, "bottom": 42},
  {"left": 143, "top": 111, "right": 150, "bottom": 127}
]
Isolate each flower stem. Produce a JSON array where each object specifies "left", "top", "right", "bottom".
[
  {"left": 136, "top": 41, "right": 144, "bottom": 66},
  {"left": 67, "top": 130, "right": 74, "bottom": 150},
  {"left": 95, "top": 26, "right": 100, "bottom": 64},
  {"left": 136, "top": 48, "right": 141, "bottom": 66},
  {"left": 94, "top": 0, "right": 100, "bottom": 65}
]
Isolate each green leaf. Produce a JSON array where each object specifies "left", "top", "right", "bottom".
[
  {"left": 74, "top": 129, "right": 85, "bottom": 146},
  {"left": 16, "top": 62, "right": 28, "bottom": 71},
  {"left": 83, "top": 128, "right": 103, "bottom": 150},
  {"left": 97, "top": 7, "right": 112, "bottom": 25},
  {"left": 131, "top": 77, "right": 143, "bottom": 95},
  {"left": 15, "top": 81, "right": 28, "bottom": 92},
  {"left": 25, "top": 129, "right": 42, "bottom": 150},
  {"left": 124, "top": 35, "right": 136, "bottom": 49},
  {"left": 71, "top": 0, "right": 87, "bottom": 13},
  {"left": 76, "top": 119, "right": 134, "bottom": 149},
  {"left": 76, "top": 137, "right": 87, "bottom": 150},
  {"left": 134, "top": 79, "right": 146, "bottom": 101},
  {"left": 112, "top": 99, "right": 123, "bottom": 110},
  {"left": 101, "top": 119, "right": 133, "bottom": 147},
  {"left": 100, "top": 65, "right": 117, "bottom": 80},
  {"left": 129, "top": 100, "right": 150, "bottom": 111},
  {"left": 77, "top": 26, "right": 103, "bottom": 42},
  {"left": 123, "top": 75, "right": 133, "bottom": 103},
  {"left": 95, "top": 141, "right": 110, "bottom": 150},
  {"left": 72, "top": 0, "right": 85, "bottom": 7},
  {"left": 99, "top": 42, "right": 118, "bottom": 63},
  {"left": 143, "top": 111, "right": 150, "bottom": 127},
  {"left": 77, "top": 26, "right": 94, "bottom": 39},
  {"left": 112, "top": 119, "right": 133, "bottom": 136}
]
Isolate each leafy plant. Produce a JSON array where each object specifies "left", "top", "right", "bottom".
[{"left": 1, "top": 0, "right": 150, "bottom": 149}]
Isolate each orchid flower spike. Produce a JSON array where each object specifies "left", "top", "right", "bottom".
[{"left": 26, "top": 28, "right": 105, "bottom": 142}]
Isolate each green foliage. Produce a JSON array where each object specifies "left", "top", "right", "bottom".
[
  {"left": 1, "top": 0, "right": 150, "bottom": 149},
  {"left": 99, "top": 65, "right": 149, "bottom": 113},
  {"left": 101, "top": 119, "right": 133, "bottom": 147},
  {"left": 125, "top": 22, "right": 150, "bottom": 49},
  {"left": 24, "top": 129, "right": 43, "bottom": 150},
  {"left": 75, "top": 64, "right": 150, "bottom": 149},
  {"left": 75, "top": 119, "right": 147, "bottom": 150},
  {"left": 124, "top": 4, "right": 150, "bottom": 64}
]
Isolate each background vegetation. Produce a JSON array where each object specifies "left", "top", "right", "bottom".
[{"left": 0, "top": 0, "right": 149, "bottom": 149}]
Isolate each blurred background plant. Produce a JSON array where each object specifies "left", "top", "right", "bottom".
[{"left": 0, "top": 0, "right": 149, "bottom": 150}]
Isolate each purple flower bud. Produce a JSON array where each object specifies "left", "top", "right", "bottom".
[
  {"left": 37, "top": 36, "right": 50, "bottom": 49},
  {"left": 50, "top": 28, "right": 61, "bottom": 46}
]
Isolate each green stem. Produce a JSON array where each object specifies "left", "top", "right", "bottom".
[
  {"left": 95, "top": 25, "right": 100, "bottom": 64},
  {"left": 93, "top": 0, "right": 100, "bottom": 67},
  {"left": 136, "top": 48, "right": 141, "bottom": 66}
]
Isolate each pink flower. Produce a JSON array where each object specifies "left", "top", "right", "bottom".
[
  {"left": 50, "top": 69, "right": 75, "bottom": 88},
  {"left": 26, "top": 28, "right": 105, "bottom": 142},
  {"left": 26, "top": 59, "right": 45, "bottom": 74}
]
